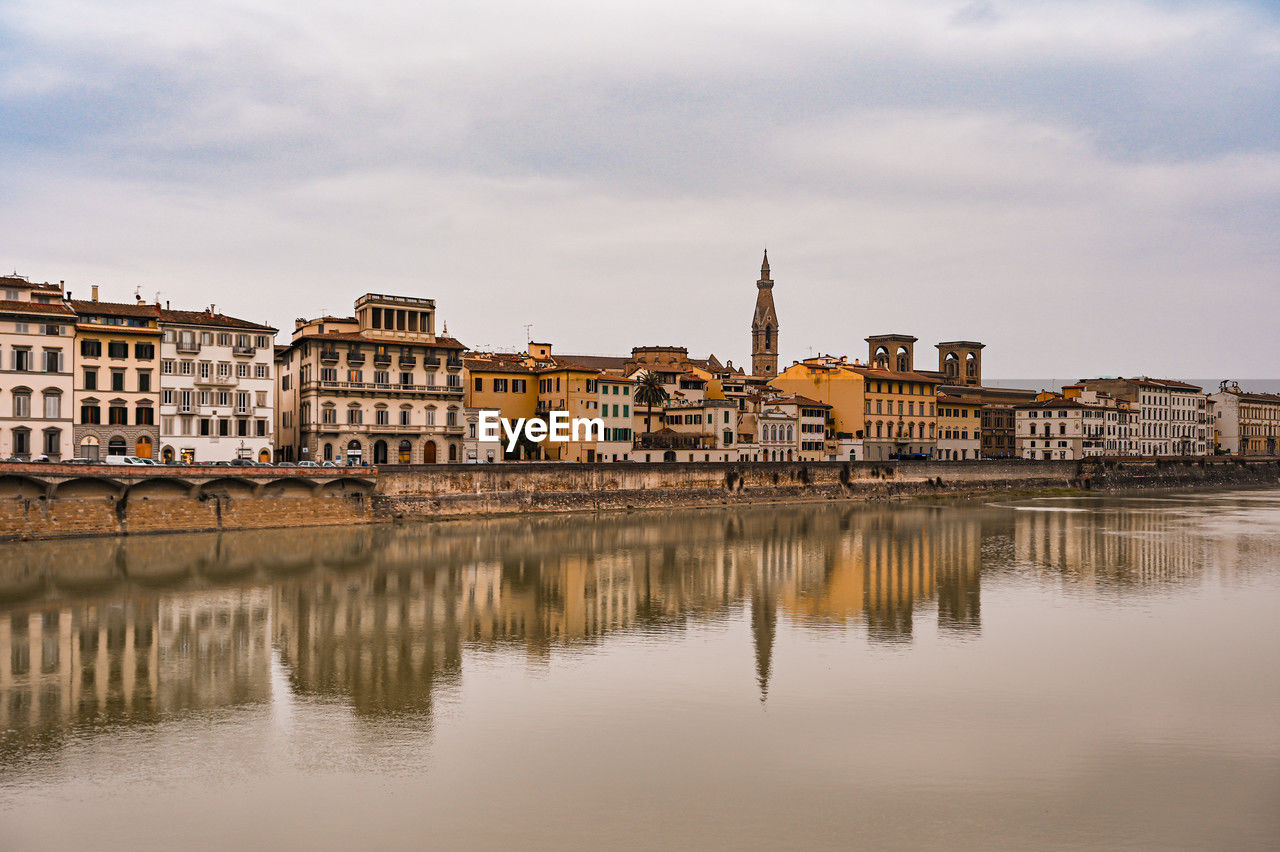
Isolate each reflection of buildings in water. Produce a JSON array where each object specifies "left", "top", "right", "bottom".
[
  {"left": 777, "top": 511, "right": 983, "bottom": 642},
  {"left": 1013, "top": 503, "right": 1206, "bottom": 588},
  {"left": 0, "top": 589, "right": 271, "bottom": 748}
]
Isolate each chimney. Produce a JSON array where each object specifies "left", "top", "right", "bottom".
[
  {"left": 166, "top": 300, "right": 170, "bottom": 310},
  {"left": 91, "top": 284, "right": 99, "bottom": 302}
]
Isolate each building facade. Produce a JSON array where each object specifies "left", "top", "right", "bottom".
[
  {"left": 70, "top": 292, "right": 162, "bottom": 460},
  {"left": 936, "top": 393, "right": 982, "bottom": 460},
  {"left": 0, "top": 276, "right": 75, "bottom": 460},
  {"left": 275, "top": 294, "right": 466, "bottom": 465},
  {"left": 1078, "top": 377, "right": 1208, "bottom": 456},
  {"left": 158, "top": 308, "right": 276, "bottom": 463},
  {"left": 1208, "top": 384, "right": 1280, "bottom": 455}
]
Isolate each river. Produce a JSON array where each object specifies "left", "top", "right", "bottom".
[{"left": 1, "top": 490, "right": 1278, "bottom": 848}]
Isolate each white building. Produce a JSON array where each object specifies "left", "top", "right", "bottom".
[
  {"left": 1078, "top": 377, "right": 1208, "bottom": 456},
  {"left": 0, "top": 276, "right": 75, "bottom": 460},
  {"left": 595, "top": 375, "right": 635, "bottom": 462},
  {"left": 1208, "top": 383, "right": 1280, "bottom": 455},
  {"left": 158, "top": 307, "right": 277, "bottom": 463}
]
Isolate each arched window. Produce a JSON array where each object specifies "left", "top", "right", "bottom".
[
  {"left": 108, "top": 436, "right": 127, "bottom": 456},
  {"left": 398, "top": 440, "right": 412, "bottom": 463},
  {"left": 786, "top": 425, "right": 793, "bottom": 442},
  {"left": 764, "top": 325, "right": 773, "bottom": 350},
  {"left": 448, "top": 443, "right": 457, "bottom": 462},
  {"left": 323, "top": 442, "right": 333, "bottom": 461},
  {"left": 346, "top": 439, "right": 362, "bottom": 462}
]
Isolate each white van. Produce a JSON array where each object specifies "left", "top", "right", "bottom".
[{"left": 103, "top": 456, "right": 145, "bottom": 466}]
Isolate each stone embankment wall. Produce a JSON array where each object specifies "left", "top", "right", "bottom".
[
  {"left": 0, "top": 465, "right": 374, "bottom": 541},
  {"left": 374, "top": 457, "right": 1280, "bottom": 520},
  {"left": 1, "top": 457, "right": 1276, "bottom": 541}
]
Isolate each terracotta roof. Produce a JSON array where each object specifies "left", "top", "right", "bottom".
[
  {"left": 464, "top": 358, "right": 537, "bottom": 375},
  {"left": 71, "top": 299, "right": 160, "bottom": 319},
  {"left": 158, "top": 308, "right": 276, "bottom": 332},
  {"left": 850, "top": 366, "right": 940, "bottom": 383},
  {"left": 0, "top": 299, "right": 75, "bottom": 317},
  {"left": 556, "top": 353, "right": 630, "bottom": 371},
  {"left": 1014, "top": 397, "right": 1090, "bottom": 410}
]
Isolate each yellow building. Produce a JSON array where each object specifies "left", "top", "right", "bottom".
[
  {"left": 935, "top": 393, "right": 983, "bottom": 460},
  {"left": 773, "top": 355, "right": 938, "bottom": 460}
]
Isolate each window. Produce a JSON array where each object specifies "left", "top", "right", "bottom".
[
  {"left": 512, "top": 379, "right": 527, "bottom": 393},
  {"left": 12, "top": 348, "right": 31, "bottom": 371},
  {"left": 375, "top": 408, "right": 389, "bottom": 425},
  {"left": 111, "top": 370, "right": 125, "bottom": 392},
  {"left": 322, "top": 406, "right": 336, "bottom": 424},
  {"left": 180, "top": 360, "right": 194, "bottom": 376},
  {"left": 80, "top": 403, "right": 100, "bottom": 424},
  {"left": 399, "top": 409, "right": 411, "bottom": 426},
  {"left": 83, "top": 367, "right": 98, "bottom": 390},
  {"left": 493, "top": 378, "right": 508, "bottom": 392},
  {"left": 81, "top": 339, "right": 102, "bottom": 357},
  {"left": 134, "top": 342, "right": 155, "bottom": 360},
  {"left": 473, "top": 376, "right": 483, "bottom": 392},
  {"left": 43, "top": 428, "right": 60, "bottom": 455},
  {"left": 107, "top": 341, "right": 128, "bottom": 358},
  {"left": 43, "top": 392, "right": 60, "bottom": 420},
  {"left": 347, "top": 408, "right": 363, "bottom": 425},
  {"left": 12, "top": 428, "right": 29, "bottom": 456},
  {"left": 135, "top": 404, "right": 154, "bottom": 426},
  {"left": 42, "top": 349, "right": 62, "bottom": 372},
  {"left": 12, "top": 390, "right": 31, "bottom": 418},
  {"left": 109, "top": 405, "right": 128, "bottom": 425},
  {"left": 137, "top": 370, "right": 151, "bottom": 392}
]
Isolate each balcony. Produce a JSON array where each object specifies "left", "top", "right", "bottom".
[
  {"left": 446, "top": 356, "right": 463, "bottom": 371},
  {"left": 347, "top": 353, "right": 366, "bottom": 366},
  {"left": 232, "top": 344, "right": 256, "bottom": 357},
  {"left": 319, "top": 349, "right": 340, "bottom": 364},
  {"left": 373, "top": 354, "right": 392, "bottom": 367},
  {"left": 398, "top": 355, "right": 417, "bottom": 368},
  {"left": 423, "top": 356, "right": 441, "bottom": 367},
  {"left": 176, "top": 340, "right": 201, "bottom": 354},
  {"left": 302, "top": 379, "right": 464, "bottom": 395},
  {"left": 194, "top": 375, "right": 236, "bottom": 387}
]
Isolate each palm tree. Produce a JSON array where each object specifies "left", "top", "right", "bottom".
[{"left": 634, "top": 371, "right": 669, "bottom": 435}]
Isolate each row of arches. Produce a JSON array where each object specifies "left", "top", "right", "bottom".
[{"left": 317, "top": 439, "right": 458, "bottom": 465}]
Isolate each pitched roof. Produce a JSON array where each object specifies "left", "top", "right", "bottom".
[
  {"left": 849, "top": 365, "right": 940, "bottom": 383},
  {"left": 0, "top": 299, "right": 75, "bottom": 317},
  {"left": 158, "top": 307, "right": 276, "bottom": 332},
  {"left": 70, "top": 299, "right": 160, "bottom": 319},
  {"left": 555, "top": 353, "right": 630, "bottom": 371}
]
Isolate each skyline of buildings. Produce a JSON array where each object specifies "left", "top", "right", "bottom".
[{"left": 1, "top": 254, "right": 1277, "bottom": 464}]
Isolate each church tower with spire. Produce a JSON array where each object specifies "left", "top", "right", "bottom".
[{"left": 751, "top": 250, "right": 779, "bottom": 378}]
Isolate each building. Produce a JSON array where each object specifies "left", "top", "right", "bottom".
[
  {"left": 981, "top": 405, "right": 1016, "bottom": 458},
  {"left": 936, "top": 393, "right": 982, "bottom": 460},
  {"left": 275, "top": 294, "right": 467, "bottom": 464},
  {"left": 0, "top": 276, "right": 76, "bottom": 460},
  {"left": 1208, "top": 383, "right": 1280, "bottom": 455},
  {"left": 70, "top": 289, "right": 162, "bottom": 460},
  {"left": 596, "top": 375, "right": 635, "bottom": 462},
  {"left": 1077, "top": 377, "right": 1209, "bottom": 455},
  {"left": 157, "top": 307, "right": 277, "bottom": 463},
  {"left": 935, "top": 342, "right": 984, "bottom": 387},
  {"left": 750, "top": 251, "right": 779, "bottom": 378},
  {"left": 1015, "top": 388, "right": 1139, "bottom": 460}
]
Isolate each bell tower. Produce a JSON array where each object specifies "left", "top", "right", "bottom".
[{"left": 751, "top": 250, "right": 779, "bottom": 377}]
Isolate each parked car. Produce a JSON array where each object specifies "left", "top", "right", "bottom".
[
  {"left": 132, "top": 457, "right": 160, "bottom": 465},
  {"left": 276, "top": 461, "right": 298, "bottom": 468},
  {"left": 320, "top": 461, "right": 338, "bottom": 468},
  {"left": 297, "top": 460, "right": 319, "bottom": 468}
]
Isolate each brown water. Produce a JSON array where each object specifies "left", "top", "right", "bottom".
[{"left": 0, "top": 490, "right": 1278, "bottom": 850}]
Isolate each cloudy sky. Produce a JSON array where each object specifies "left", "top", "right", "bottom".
[{"left": 2, "top": 0, "right": 1277, "bottom": 379}]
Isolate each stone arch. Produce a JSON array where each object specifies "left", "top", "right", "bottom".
[
  {"left": 199, "top": 477, "right": 257, "bottom": 498},
  {"left": 0, "top": 474, "right": 48, "bottom": 499},
  {"left": 261, "top": 477, "right": 316, "bottom": 498},
  {"left": 943, "top": 351, "right": 960, "bottom": 379},
  {"left": 127, "top": 478, "right": 193, "bottom": 500},
  {"left": 52, "top": 477, "right": 121, "bottom": 499},
  {"left": 895, "top": 347, "right": 910, "bottom": 373},
  {"left": 320, "top": 477, "right": 373, "bottom": 497},
  {"left": 258, "top": 448, "right": 271, "bottom": 463},
  {"left": 423, "top": 440, "right": 437, "bottom": 464},
  {"left": 161, "top": 445, "right": 176, "bottom": 463},
  {"left": 107, "top": 435, "right": 127, "bottom": 456},
  {"left": 448, "top": 443, "right": 457, "bottom": 462}
]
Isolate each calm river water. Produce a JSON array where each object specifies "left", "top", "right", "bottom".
[{"left": 1, "top": 490, "right": 1278, "bottom": 849}]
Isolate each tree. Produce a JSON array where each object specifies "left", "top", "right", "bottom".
[{"left": 634, "top": 371, "right": 669, "bottom": 434}]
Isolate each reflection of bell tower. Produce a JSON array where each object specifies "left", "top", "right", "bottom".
[
  {"left": 751, "top": 251, "right": 779, "bottom": 378},
  {"left": 751, "top": 572, "right": 777, "bottom": 703}
]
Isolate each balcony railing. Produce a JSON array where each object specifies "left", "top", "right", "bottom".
[
  {"left": 176, "top": 340, "right": 201, "bottom": 354},
  {"left": 347, "top": 353, "right": 366, "bottom": 365},
  {"left": 194, "top": 375, "right": 236, "bottom": 387},
  {"left": 398, "top": 355, "right": 417, "bottom": 368},
  {"left": 319, "top": 349, "right": 340, "bottom": 363},
  {"left": 373, "top": 354, "right": 392, "bottom": 366},
  {"left": 303, "top": 379, "right": 463, "bottom": 395},
  {"left": 423, "top": 356, "right": 441, "bottom": 367},
  {"left": 232, "top": 344, "right": 256, "bottom": 356},
  {"left": 446, "top": 357, "right": 463, "bottom": 370}
]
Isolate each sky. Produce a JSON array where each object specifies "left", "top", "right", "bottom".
[{"left": 2, "top": 0, "right": 1278, "bottom": 380}]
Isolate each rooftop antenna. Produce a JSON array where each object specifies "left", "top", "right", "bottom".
[{"left": 524, "top": 323, "right": 533, "bottom": 344}]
